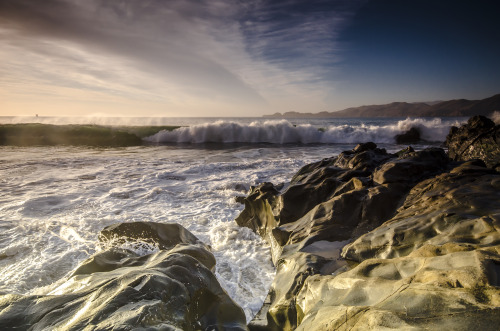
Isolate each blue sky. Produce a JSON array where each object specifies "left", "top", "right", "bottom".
[
  {"left": 0, "top": 0, "right": 499, "bottom": 117},
  {"left": 334, "top": 0, "right": 500, "bottom": 105}
]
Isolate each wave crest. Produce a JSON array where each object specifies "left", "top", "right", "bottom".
[{"left": 146, "top": 118, "right": 463, "bottom": 144}]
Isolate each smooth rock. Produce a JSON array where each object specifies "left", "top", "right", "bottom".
[
  {"left": 0, "top": 222, "right": 247, "bottom": 331},
  {"left": 235, "top": 182, "right": 280, "bottom": 241},
  {"left": 344, "top": 163, "right": 500, "bottom": 261},
  {"left": 294, "top": 162, "right": 500, "bottom": 330},
  {"left": 373, "top": 148, "right": 449, "bottom": 185}
]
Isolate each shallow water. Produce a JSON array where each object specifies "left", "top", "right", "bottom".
[{"left": 0, "top": 144, "right": 348, "bottom": 320}]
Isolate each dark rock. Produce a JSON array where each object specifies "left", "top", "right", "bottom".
[
  {"left": 268, "top": 148, "right": 449, "bottom": 264},
  {"left": 234, "top": 143, "right": 397, "bottom": 255},
  {"left": 353, "top": 142, "right": 377, "bottom": 153},
  {"left": 278, "top": 166, "right": 345, "bottom": 226},
  {"left": 395, "top": 127, "right": 421, "bottom": 144},
  {"left": 236, "top": 143, "right": 498, "bottom": 330},
  {"left": 235, "top": 182, "right": 280, "bottom": 240},
  {"left": 243, "top": 147, "right": 453, "bottom": 330},
  {"left": 334, "top": 144, "right": 392, "bottom": 172},
  {"left": 273, "top": 188, "right": 368, "bottom": 250},
  {"left": 279, "top": 143, "right": 393, "bottom": 226},
  {"left": 446, "top": 115, "right": 500, "bottom": 169},
  {"left": 395, "top": 145, "right": 414, "bottom": 157},
  {"left": 0, "top": 222, "right": 247, "bottom": 331}
]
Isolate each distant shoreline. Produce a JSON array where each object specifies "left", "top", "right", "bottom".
[{"left": 263, "top": 93, "right": 500, "bottom": 118}]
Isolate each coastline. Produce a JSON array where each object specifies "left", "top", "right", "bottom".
[
  {"left": 236, "top": 115, "right": 500, "bottom": 330},
  {"left": 0, "top": 116, "right": 498, "bottom": 329}
]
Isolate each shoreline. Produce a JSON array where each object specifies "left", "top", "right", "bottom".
[
  {"left": 0, "top": 115, "right": 498, "bottom": 329},
  {"left": 235, "top": 115, "right": 500, "bottom": 330}
]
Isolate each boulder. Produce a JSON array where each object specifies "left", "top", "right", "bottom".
[
  {"left": 235, "top": 182, "right": 280, "bottom": 241},
  {"left": 98, "top": 221, "right": 204, "bottom": 250},
  {"left": 446, "top": 115, "right": 500, "bottom": 170},
  {"left": 372, "top": 148, "right": 449, "bottom": 185},
  {"left": 0, "top": 222, "right": 247, "bottom": 331},
  {"left": 280, "top": 143, "right": 393, "bottom": 225},
  {"left": 333, "top": 143, "right": 393, "bottom": 172},
  {"left": 395, "top": 127, "right": 421, "bottom": 144},
  {"left": 274, "top": 148, "right": 449, "bottom": 260},
  {"left": 235, "top": 143, "right": 396, "bottom": 244}
]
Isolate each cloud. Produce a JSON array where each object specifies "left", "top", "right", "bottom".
[{"left": 0, "top": 0, "right": 364, "bottom": 116}]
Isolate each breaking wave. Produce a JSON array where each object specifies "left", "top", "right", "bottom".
[{"left": 146, "top": 118, "right": 463, "bottom": 144}]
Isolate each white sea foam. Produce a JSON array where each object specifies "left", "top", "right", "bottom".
[
  {"left": 492, "top": 111, "right": 500, "bottom": 124},
  {"left": 147, "top": 118, "right": 464, "bottom": 144},
  {"left": 0, "top": 144, "right": 322, "bottom": 321}
]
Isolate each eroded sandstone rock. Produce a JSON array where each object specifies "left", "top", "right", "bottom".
[
  {"left": 237, "top": 129, "right": 500, "bottom": 330},
  {"left": 344, "top": 161, "right": 500, "bottom": 261},
  {"left": 235, "top": 182, "right": 280, "bottom": 241},
  {"left": 0, "top": 222, "right": 247, "bottom": 331},
  {"left": 293, "top": 161, "right": 500, "bottom": 330},
  {"left": 241, "top": 145, "right": 454, "bottom": 330}
]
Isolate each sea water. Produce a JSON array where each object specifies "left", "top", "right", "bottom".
[{"left": 0, "top": 116, "right": 464, "bottom": 321}]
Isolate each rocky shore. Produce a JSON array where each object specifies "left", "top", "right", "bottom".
[
  {"left": 236, "top": 115, "right": 500, "bottom": 330},
  {"left": 0, "top": 222, "right": 247, "bottom": 330},
  {"left": 1, "top": 115, "right": 498, "bottom": 330}
]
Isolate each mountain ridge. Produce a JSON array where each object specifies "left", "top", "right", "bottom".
[{"left": 264, "top": 93, "right": 500, "bottom": 118}]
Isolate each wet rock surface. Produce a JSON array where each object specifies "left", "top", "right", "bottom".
[
  {"left": 0, "top": 222, "right": 247, "bottom": 331},
  {"left": 446, "top": 115, "right": 500, "bottom": 170},
  {"left": 236, "top": 116, "right": 500, "bottom": 331}
]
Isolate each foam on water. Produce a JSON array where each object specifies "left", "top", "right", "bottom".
[
  {"left": 0, "top": 144, "right": 330, "bottom": 321},
  {"left": 146, "top": 118, "right": 464, "bottom": 144}
]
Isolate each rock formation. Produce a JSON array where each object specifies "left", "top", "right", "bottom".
[
  {"left": 236, "top": 116, "right": 500, "bottom": 330},
  {"left": 0, "top": 222, "right": 247, "bottom": 330},
  {"left": 446, "top": 115, "right": 500, "bottom": 171},
  {"left": 395, "top": 127, "right": 421, "bottom": 144}
]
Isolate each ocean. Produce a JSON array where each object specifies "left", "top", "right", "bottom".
[{"left": 0, "top": 116, "right": 465, "bottom": 321}]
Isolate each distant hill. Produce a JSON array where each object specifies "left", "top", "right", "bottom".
[{"left": 264, "top": 93, "right": 500, "bottom": 118}]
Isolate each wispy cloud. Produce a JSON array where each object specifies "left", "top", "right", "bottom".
[{"left": 0, "top": 0, "right": 364, "bottom": 116}]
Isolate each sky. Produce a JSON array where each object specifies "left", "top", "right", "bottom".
[{"left": 1, "top": 0, "right": 500, "bottom": 117}]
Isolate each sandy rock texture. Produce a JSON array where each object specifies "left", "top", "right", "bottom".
[
  {"left": 0, "top": 222, "right": 247, "bottom": 331},
  {"left": 236, "top": 116, "right": 500, "bottom": 331}
]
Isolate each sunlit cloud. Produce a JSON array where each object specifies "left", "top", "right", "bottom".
[{"left": 0, "top": 0, "right": 363, "bottom": 116}]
